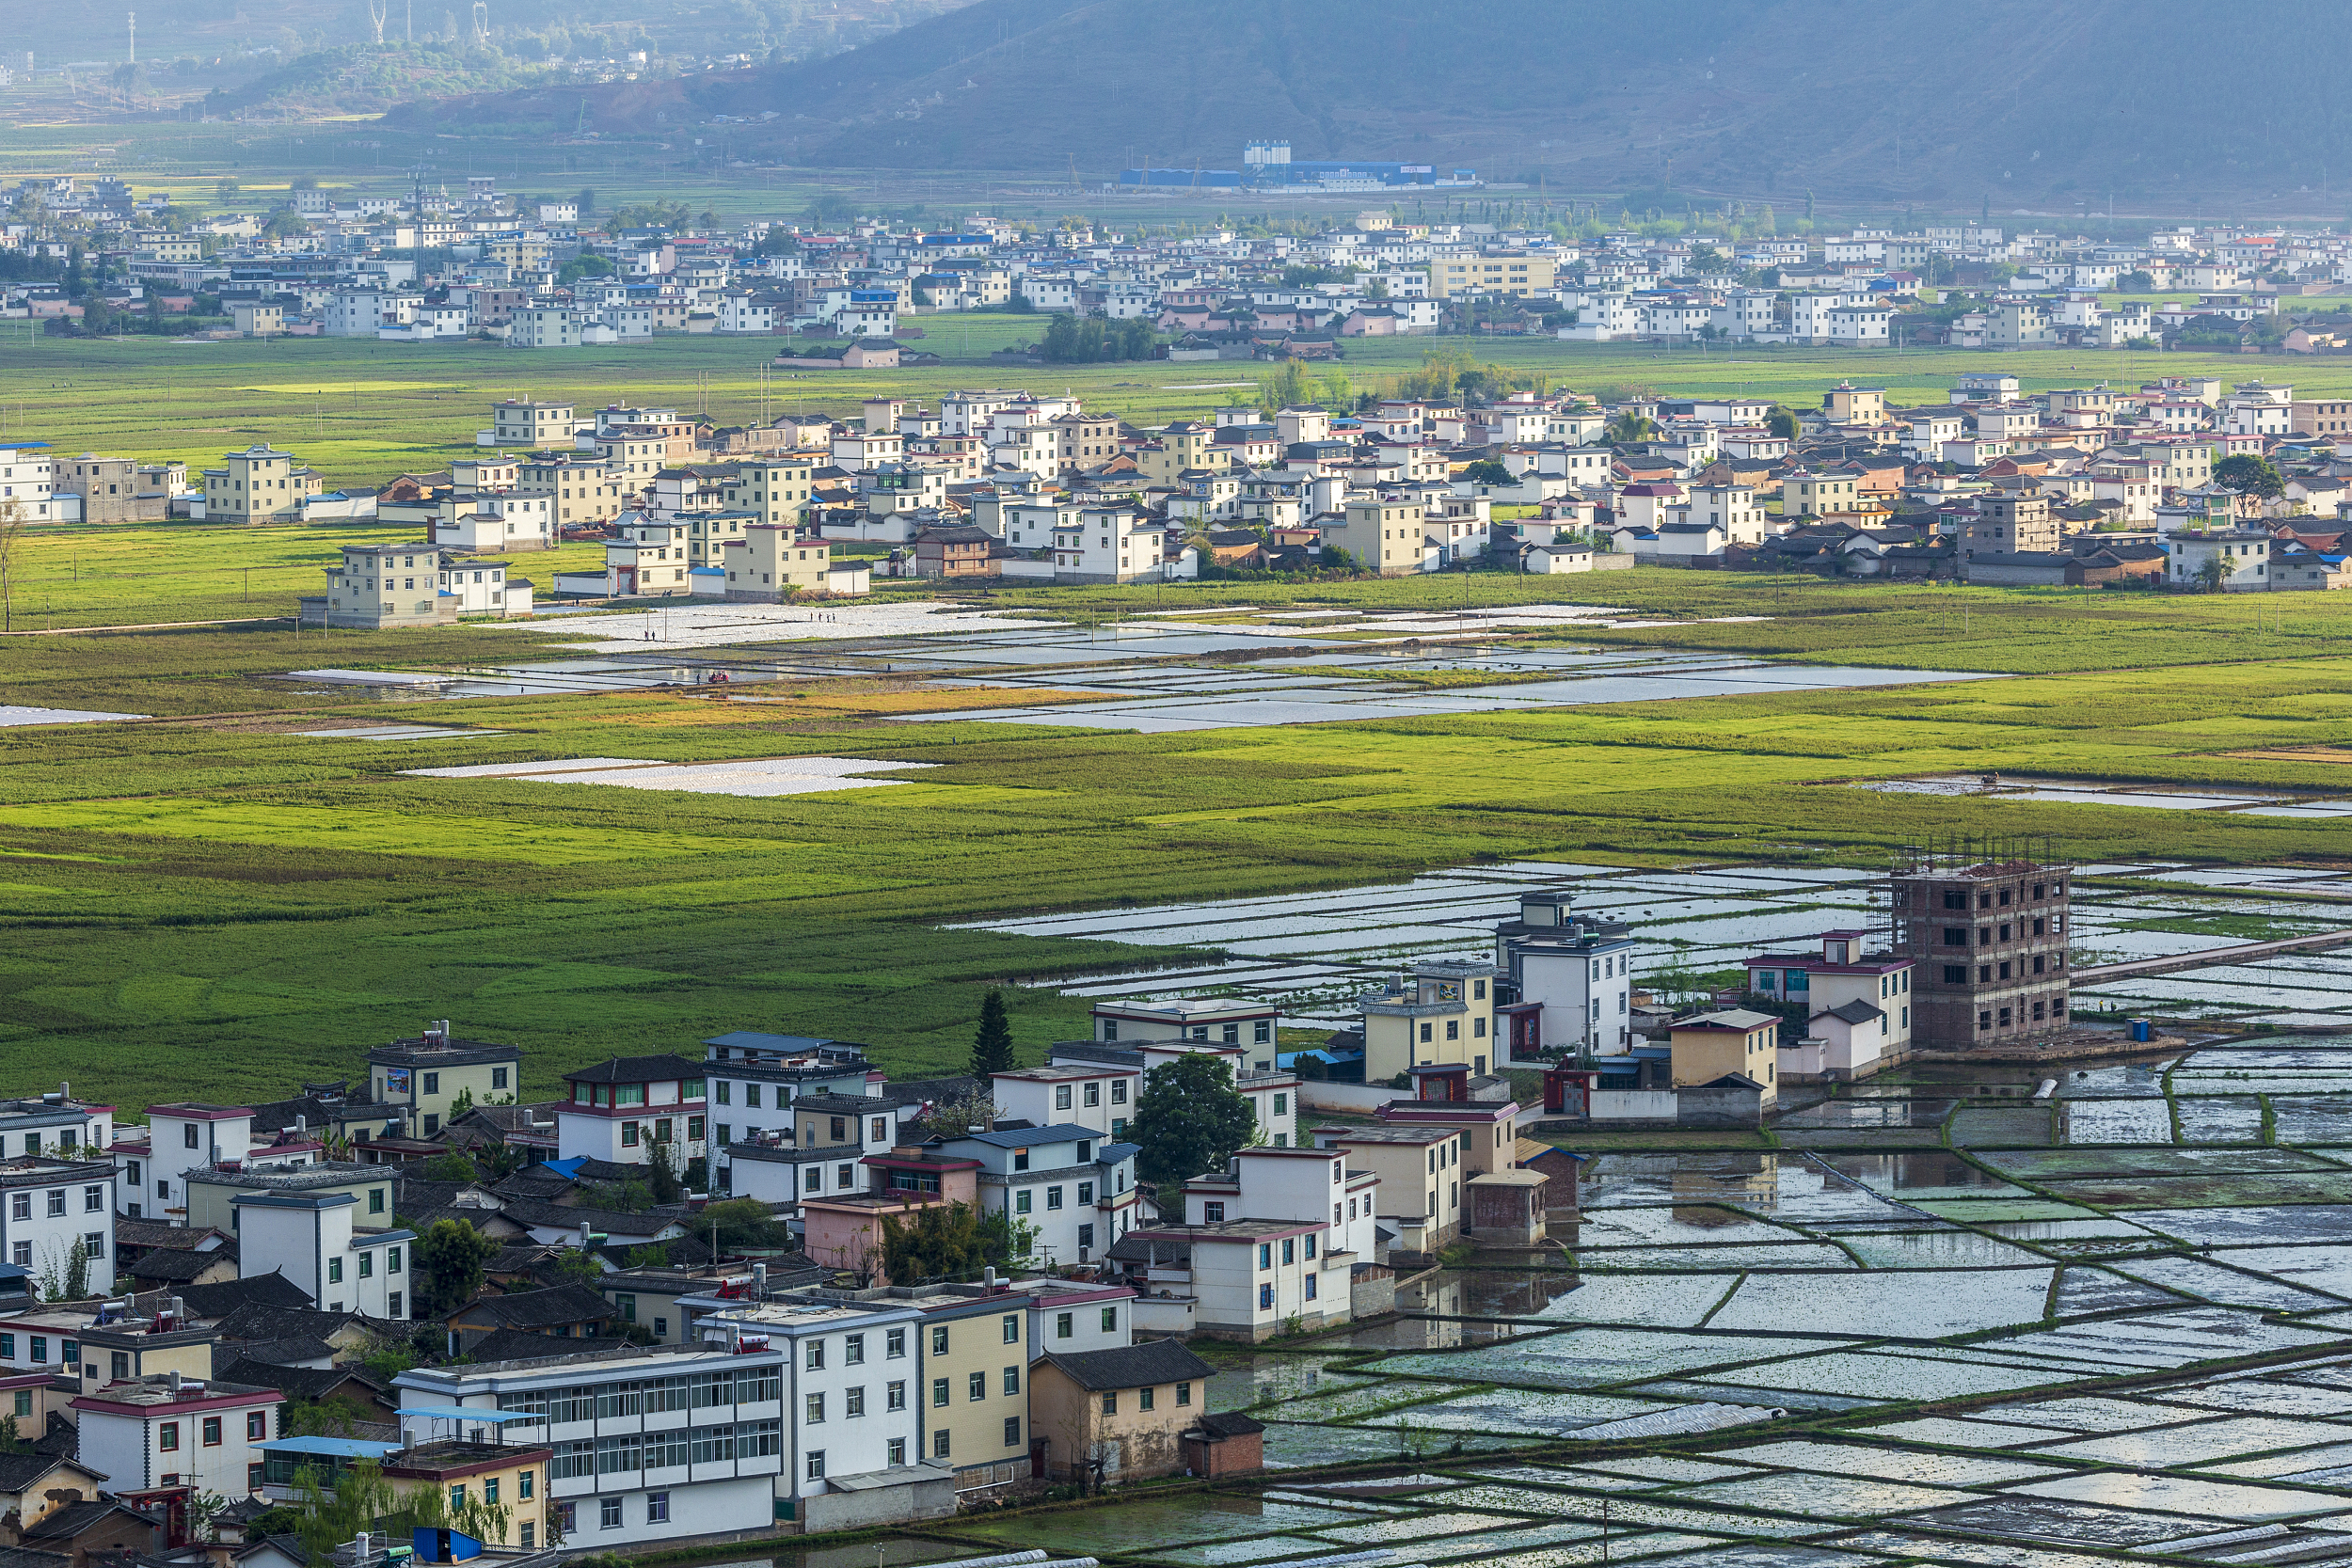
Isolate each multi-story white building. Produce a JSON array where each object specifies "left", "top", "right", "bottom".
[
  {"left": 714, "top": 1093, "right": 895, "bottom": 1207},
  {"left": 510, "top": 306, "right": 579, "bottom": 349},
  {"left": 556, "top": 1056, "right": 707, "bottom": 1168},
  {"left": 2165, "top": 530, "right": 2272, "bottom": 591},
  {"left": 0, "top": 1090, "right": 110, "bottom": 1164},
  {"left": 1182, "top": 1147, "right": 1380, "bottom": 1261},
  {"left": 988, "top": 1066, "right": 1136, "bottom": 1139},
  {"left": 0, "top": 443, "right": 62, "bottom": 521},
  {"left": 666, "top": 1297, "right": 952, "bottom": 1532},
  {"left": 119, "top": 1101, "right": 317, "bottom": 1221},
  {"left": 936, "top": 1127, "right": 1142, "bottom": 1269},
  {"left": 74, "top": 1372, "right": 281, "bottom": 1495},
  {"left": 1049, "top": 506, "right": 1173, "bottom": 583},
  {"left": 231, "top": 1190, "right": 411, "bottom": 1318},
  {"left": 398, "top": 1338, "right": 787, "bottom": 1544},
  {"left": 701, "top": 1034, "right": 879, "bottom": 1143},
  {"left": 1493, "top": 889, "right": 1639, "bottom": 1058},
  {"left": 492, "top": 400, "right": 576, "bottom": 447},
  {"left": 0, "top": 1157, "right": 116, "bottom": 1291}
]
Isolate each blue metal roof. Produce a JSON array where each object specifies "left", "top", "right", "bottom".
[
  {"left": 954, "top": 1123, "right": 1104, "bottom": 1149},
  {"left": 263, "top": 1436, "right": 404, "bottom": 1458},
  {"left": 704, "top": 1031, "right": 834, "bottom": 1053},
  {"left": 1095, "top": 1141, "right": 1141, "bottom": 1165}
]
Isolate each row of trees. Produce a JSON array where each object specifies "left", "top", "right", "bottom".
[{"left": 1040, "top": 312, "right": 1156, "bottom": 364}]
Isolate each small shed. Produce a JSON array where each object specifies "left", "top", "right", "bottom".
[{"left": 1180, "top": 1412, "right": 1265, "bottom": 1479}]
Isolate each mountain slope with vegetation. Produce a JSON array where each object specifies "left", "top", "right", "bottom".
[{"left": 408, "top": 0, "right": 2352, "bottom": 209}]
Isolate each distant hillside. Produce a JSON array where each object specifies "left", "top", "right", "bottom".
[{"left": 407, "top": 0, "right": 2352, "bottom": 209}]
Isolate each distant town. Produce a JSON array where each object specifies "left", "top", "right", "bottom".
[{"left": 2, "top": 156, "right": 2344, "bottom": 356}]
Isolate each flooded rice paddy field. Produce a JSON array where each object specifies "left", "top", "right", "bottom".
[
  {"left": 292, "top": 609, "right": 1990, "bottom": 729},
  {"left": 895, "top": 1045, "right": 2352, "bottom": 1568},
  {"left": 962, "top": 858, "right": 2352, "bottom": 1026}
]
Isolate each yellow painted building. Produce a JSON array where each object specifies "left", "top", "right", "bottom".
[
  {"left": 915, "top": 1294, "right": 1031, "bottom": 1495},
  {"left": 723, "top": 454, "right": 822, "bottom": 524},
  {"left": 1028, "top": 1338, "right": 1215, "bottom": 1485},
  {"left": 203, "top": 445, "right": 323, "bottom": 522},
  {"left": 1139, "top": 422, "right": 1229, "bottom": 486},
  {"left": 723, "top": 524, "right": 833, "bottom": 600},
  {"left": 1323, "top": 497, "right": 1426, "bottom": 578},
  {"left": 1426, "top": 253, "right": 1559, "bottom": 299},
  {"left": 1667, "top": 1008, "right": 1781, "bottom": 1107},
  {"left": 1357, "top": 959, "right": 1500, "bottom": 1083}
]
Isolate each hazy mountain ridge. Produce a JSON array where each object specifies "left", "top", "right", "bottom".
[{"left": 412, "top": 0, "right": 2352, "bottom": 208}]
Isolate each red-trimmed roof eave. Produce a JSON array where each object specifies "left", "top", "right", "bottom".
[
  {"left": 1378, "top": 1101, "right": 1524, "bottom": 1123},
  {"left": 72, "top": 1387, "right": 284, "bottom": 1417},
  {"left": 1744, "top": 954, "right": 1914, "bottom": 974}
]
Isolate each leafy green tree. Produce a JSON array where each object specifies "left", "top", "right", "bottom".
[
  {"left": 698, "top": 1197, "right": 792, "bottom": 1252},
  {"left": 582, "top": 1178, "right": 653, "bottom": 1212},
  {"left": 557, "top": 254, "right": 614, "bottom": 287},
  {"left": 361, "top": 1340, "right": 416, "bottom": 1385},
  {"left": 1688, "top": 245, "right": 1724, "bottom": 274},
  {"left": 2216, "top": 454, "right": 2284, "bottom": 499},
  {"left": 622, "top": 1243, "right": 671, "bottom": 1269},
  {"left": 1462, "top": 459, "right": 1514, "bottom": 486},
  {"left": 63, "top": 1241, "right": 87, "bottom": 1301},
  {"left": 2196, "top": 554, "right": 2233, "bottom": 593},
  {"left": 879, "top": 1200, "right": 1030, "bottom": 1281},
  {"left": 548, "top": 1249, "right": 604, "bottom": 1285},
  {"left": 1766, "top": 406, "right": 1801, "bottom": 441},
  {"left": 1130, "top": 1052, "right": 1255, "bottom": 1184},
  {"left": 279, "top": 1459, "right": 513, "bottom": 1560},
  {"left": 1260, "top": 358, "right": 1314, "bottom": 408},
  {"left": 1605, "top": 409, "right": 1660, "bottom": 445},
  {"left": 417, "top": 1150, "right": 480, "bottom": 1182},
  {"left": 971, "top": 988, "right": 1016, "bottom": 1078},
  {"left": 414, "top": 1218, "right": 497, "bottom": 1316}
]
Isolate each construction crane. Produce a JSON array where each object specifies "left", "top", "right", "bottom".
[{"left": 1068, "top": 152, "right": 1080, "bottom": 194}]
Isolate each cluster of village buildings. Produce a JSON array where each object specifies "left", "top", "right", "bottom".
[
  {"left": 11, "top": 359, "right": 2352, "bottom": 625},
  {"left": 8, "top": 166, "right": 2352, "bottom": 356},
  {"left": 0, "top": 847, "right": 2068, "bottom": 1555}
]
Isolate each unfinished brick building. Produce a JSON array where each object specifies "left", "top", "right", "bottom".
[{"left": 1891, "top": 841, "right": 2074, "bottom": 1048}]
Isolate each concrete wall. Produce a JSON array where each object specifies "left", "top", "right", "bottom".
[
  {"left": 798, "top": 1469, "right": 956, "bottom": 1533},
  {"left": 1132, "top": 1294, "right": 1197, "bottom": 1338},
  {"left": 1349, "top": 1264, "right": 1396, "bottom": 1320},
  {"left": 1677, "top": 1084, "right": 1765, "bottom": 1128},
  {"left": 1590, "top": 1090, "right": 1677, "bottom": 1120},
  {"left": 1298, "top": 1082, "right": 1400, "bottom": 1116}
]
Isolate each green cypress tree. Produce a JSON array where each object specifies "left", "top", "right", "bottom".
[{"left": 972, "top": 989, "right": 1015, "bottom": 1078}]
